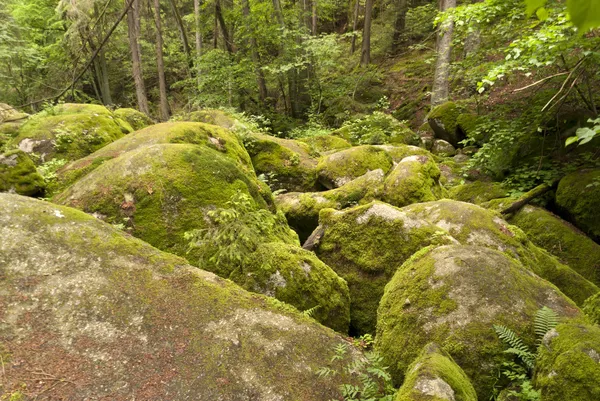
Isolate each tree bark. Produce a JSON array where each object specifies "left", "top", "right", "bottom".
[
  {"left": 194, "top": 0, "right": 202, "bottom": 57},
  {"left": 242, "top": 0, "right": 268, "bottom": 104},
  {"left": 152, "top": 0, "right": 170, "bottom": 121},
  {"left": 431, "top": 0, "right": 456, "bottom": 106},
  {"left": 272, "top": 0, "right": 285, "bottom": 27},
  {"left": 126, "top": 0, "right": 150, "bottom": 115},
  {"left": 167, "top": 0, "right": 193, "bottom": 65},
  {"left": 360, "top": 0, "right": 373, "bottom": 66},
  {"left": 215, "top": 0, "right": 234, "bottom": 53},
  {"left": 350, "top": 0, "right": 360, "bottom": 55},
  {"left": 391, "top": 0, "right": 409, "bottom": 54},
  {"left": 312, "top": 0, "right": 317, "bottom": 35}
]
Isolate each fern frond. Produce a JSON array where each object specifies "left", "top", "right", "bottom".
[
  {"left": 494, "top": 324, "right": 535, "bottom": 370},
  {"left": 534, "top": 306, "right": 559, "bottom": 341},
  {"left": 302, "top": 305, "right": 321, "bottom": 318},
  {"left": 503, "top": 348, "right": 535, "bottom": 371}
]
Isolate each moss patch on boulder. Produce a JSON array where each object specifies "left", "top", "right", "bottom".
[
  {"left": 114, "top": 108, "right": 153, "bottom": 131},
  {"left": 229, "top": 242, "right": 351, "bottom": 332},
  {"left": 298, "top": 134, "right": 352, "bottom": 154},
  {"left": 583, "top": 293, "right": 600, "bottom": 324},
  {"left": 402, "top": 200, "right": 599, "bottom": 305},
  {"left": 383, "top": 155, "right": 443, "bottom": 208},
  {"left": 316, "top": 145, "right": 393, "bottom": 189},
  {"left": 427, "top": 102, "right": 464, "bottom": 147},
  {"left": 0, "top": 193, "right": 367, "bottom": 400},
  {"left": 375, "top": 144, "right": 433, "bottom": 163},
  {"left": 534, "top": 323, "right": 600, "bottom": 401},
  {"left": 508, "top": 205, "right": 600, "bottom": 286},
  {"left": 183, "top": 108, "right": 238, "bottom": 129},
  {"left": 8, "top": 103, "right": 131, "bottom": 163},
  {"left": 377, "top": 245, "right": 582, "bottom": 399},
  {"left": 53, "top": 143, "right": 277, "bottom": 260},
  {"left": 333, "top": 112, "right": 420, "bottom": 146},
  {"left": 395, "top": 343, "right": 477, "bottom": 401},
  {"left": 448, "top": 181, "right": 507, "bottom": 205},
  {"left": 314, "top": 202, "right": 457, "bottom": 334},
  {"left": 556, "top": 169, "right": 600, "bottom": 242},
  {"left": 0, "top": 149, "right": 45, "bottom": 196}
]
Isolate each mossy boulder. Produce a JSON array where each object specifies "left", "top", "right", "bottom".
[
  {"left": 534, "top": 323, "right": 600, "bottom": 401},
  {"left": 0, "top": 193, "right": 367, "bottom": 400},
  {"left": 114, "top": 107, "right": 153, "bottom": 130},
  {"left": 229, "top": 242, "right": 351, "bottom": 332},
  {"left": 0, "top": 149, "right": 45, "bottom": 196},
  {"left": 276, "top": 169, "right": 386, "bottom": 243},
  {"left": 431, "top": 139, "right": 456, "bottom": 157},
  {"left": 375, "top": 144, "right": 433, "bottom": 163},
  {"left": 316, "top": 145, "right": 393, "bottom": 189},
  {"left": 556, "top": 169, "right": 600, "bottom": 242},
  {"left": 402, "top": 200, "right": 599, "bottom": 305},
  {"left": 54, "top": 143, "right": 284, "bottom": 260},
  {"left": 298, "top": 134, "right": 352, "bottom": 154},
  {"left": 245, "top": 133, "right": 319, "bottom": 192},
  {"left": 508, "top": 205, "right": 600, "bottom": 285},
  {"left": 313, "top": 202, "right": 457, "bottom": 334},
  {"left": 583, "top": 292, "right": 600, "bottom": 324},
  {"left": 55, "top": 122, "right": 253, "bottom": 196},
  {"left": 333, "top": 112, "right": 420, "bottom": 146},
  {"left": 8, "top": 103, "right": 131, "bottom": 163},
  {"left": 376, "top": 245, "right": 582, "bottom": 398},
  {"left": 0, "top": 102, "right": 29, "bottom": 122},
  {"left": 383, "top": 155, "right": 443, "bottom": 208},
  {"left": 448, "top": 181, "right": 507, "bottom": 205},
  {"left": 395, "top": 343, "right": 477, "bottom": 401},
  {"left": 426, "top": 102, "right": 467, "bottom": 147},
  {"left": 183, "top": 108, "right": 238, "bottom": 129}
]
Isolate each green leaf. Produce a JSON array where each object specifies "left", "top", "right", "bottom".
[
  {"left": 567, "top": 0, "right": 600, "bottom": 32},
  {"left": 565, "top": 136, "right": 579, "bottom": 146},
  {"left": 526, "top": 0, "right": 547, "bottom": 16},
  {"left": 536, "top": 7, "right": 549, "bottom": 21}
]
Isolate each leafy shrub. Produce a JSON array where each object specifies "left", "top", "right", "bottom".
[{"left": 338, "top": 112, "right": 416, "bottom": 145}]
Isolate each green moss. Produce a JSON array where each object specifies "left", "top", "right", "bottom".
[
  {"left": 556, "top": 169, "right": 600, "bottom": 242},
  {"left": 376, "top": 245, "right": 581, "bottom": 399},
  {"left": 53, "top": 143, "right": 277, "bottom": 260},
  {"left": 9, "top": 103, "right": 130, "bottom": 163},
  {"left": 183, "top": 109, "right": 238, "bottom": 129},
  {"left": 376, "top": 144, "right": 433, "bottom": 163},
  {"left": 333, "top": 112, "right": 420, "bottom": 146},
  {"left": 448, "top": 181, "right": 508, "bottom": 205},
  {"left": 113, "top": 108, "right": 153, "bottom": 131},
  {"left": 402, "top": 200, "right": 599, "bottom": 306},
  {"left": 426, "top": 102, "right": 465, "bottom": 146},
  {"left": 383, "top": 155, "right": 443, "bottom": 207},
  {"left": 298, "top": 134, "right": 352, "bottom": 154},
  {"left": 583, "top": 293, "right": 600, "bottom": 324},
  {"left": 395, "top": 343, "right": 477, "bottom": 401},
  {"left": 0, "top": 150, "right": 45, "bottom": 196},
  {"left": 508, "top": 206, "right": 600, "bottom": 286},
  {"left": 534, "top": 323, "right": 600, "bottom": 401},
  {"left": 456, "top": 114, "right": 481, "bottom": 141},
  {"left": 229, "top": 242, "right": 350, "bottom": 333},
  {"left": 316, "top": 145, "right": 393, "bottom": 189},
  {"left": 314, "top": 202, "right": 456, "bottom": 335}
]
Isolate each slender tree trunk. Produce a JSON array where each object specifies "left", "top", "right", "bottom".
[
  {"left": 168, "top": 0, "right": 192, "bottom": 64},
  {"left": 272, "top": 0, "right": 285, "bottom": 27},
  {"left": 194, "top": 0, "right": 202, "bottom": 56},
  {"left": 391, "top": 0, "right": 409, "bottom": 54},
  {"left": 350, "top": 0, "right": 360, "bottom": 55},
  {"left": 431, "top": 0, "right": 456, "bottom": 106},
  {"left": 312, "top": 0, "right": 317, "bottom": 35},
  {"left": 126, "top": 0, "right": 150, "bottom": 115},
  {"left": 215, "top": 0, "right": 234, "bottom": 53},
  {"left": 152, "top": 0, "right": 170, "bottom": 121},
  {"left": 242, "top": 0, "right": 268, "bottom": 104},
  {"left": 360, "top": 0, "right": 373, "bottom": 66}
]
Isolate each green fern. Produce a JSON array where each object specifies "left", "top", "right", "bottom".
[
  {"left": 493, "top": 324, "right": 535, "bottom": 371},
  {"left": 302, "top": 305, "right": 321, "bottom": 318},
  {"left": 533, "top": 306, "right": 559, "bottom": 342}
]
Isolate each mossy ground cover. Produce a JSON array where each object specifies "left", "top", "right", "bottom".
[{"left": 114, "top": 107, "right": 154, "bottom": 130}]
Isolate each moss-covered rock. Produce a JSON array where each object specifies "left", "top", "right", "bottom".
[
  {"left": 54, "top": 143, "right": 283, "bottom": 260},
  {"left": 276, "top": 169, "right": 386, "bottom": 243},
  {"left": 431, "top": 139, "right": 456, "bottom": 157},
  {"left": 313, "top": 202, "right": 457, "bottom": 334},
  {"left": 534, "top": 323, "right": 600, "bottom": 401},
  {"left": 0, "top": 102, "right": 29, "bottom": 123},
  {"left": 0, "top": 149, "right": 45, "bottom": 196},
  {"left": 556, "top": 169, "right": 600, "bottom": 242},
  {"left": 316, "top": 145, "right": 393, "bottom": 189},
  {"left": 298, "top": 134, "right": 352, "bottom": 154},
  {"left": 377, "top": 245, "right": 582, "bottom": 399},
  {"left": 333, "top": 112, "right": 420, "bottom": 146},
  {"left": 245, "top": 133, "right": 319, "bottom": 192},
  {"left": 438, "top": 160, "right": 465, "bottom": 187},
  {"left": 0, "top": 193, "right": 367, "bottom": 400},
  {"left": 183, "top": 108, "right": 238, "bottom": 129},
  {"left": 54, "top": 122, "right": 253, "bottom": 196},
  {"left": 427, "top": 102, "right": 465, "bottom": 147},
  {"left": 402, "top": 200, "right": 599, "bottom": 305},
  {"left": 229, "top": 242, "right": 351, "bottom": 332},
  {"left": 508, "top": 205, "right": 600, "bottom": 286},
  {"left": 114, "top": 107, "right": 153, "bottom": 130},
  {"left": 8, "top": 103, "right": 131, "bottom": 163},
  {"left": 375, "top": 144, "right": 433, "bottom": 163},
  {"left": 383, "top": 155, "right": 443, "bottom": 208},
  {"left": 395, "top": 343, "right": 477, "bottom": 401},
  {"left": 583, "top": 292, "right": 600, "bottom": 324},
  {"left": 448, "top": 181, "right": 508, "bottom": 205}
]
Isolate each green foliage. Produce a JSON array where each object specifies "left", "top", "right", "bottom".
[
  {"left": 566, "top": 117, "right": 600, "bottom": 146},
  {"left": 526, "top": 0, "right": 600, "bottom": 32},
  {"left": 338, "top": 112, "right": 416, "bottom": 145},
  {"left": 533, "top": 306, "right": 559, "bottom": 341},
  {"left": 494, "top": 325, "right": 536, "bottom": 371},
  {"left": 184, "top": 191, "right": 285, "bottom": 274},
  {"left": 317, "top": 342, "right": 397, "bottom": 401}
]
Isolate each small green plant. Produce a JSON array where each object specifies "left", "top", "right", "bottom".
[
  {"left": 37, "top": 158, "right": 67, "bottom": 184},
  {"left": 317, "top": 342, "right": 396, "bottom": 401},
  {"left": 302, "top": 305, "right": 321, "bottom": 318},
  {"left": 340, "top": 112, "right": 415, "bottom": 145},
  {"left": 352, "top": 334, "right": 374, "bottom": 350},
  {"left": 492, "top": 307, "right": 559, "bottom": 400},
  {"left": 566, "top": 117, "right": 600, "bottom": 147}
]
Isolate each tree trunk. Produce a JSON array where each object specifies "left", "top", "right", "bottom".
[
  {"left": 350, "top": 0, "right": 360, "bottom": 55},
  {"left": 360, "top": 0, "right": 373, "bottom": 66},
  {"left": 152, "top": 0, "right": 170, "bottom": 121},
  {"left": 215, "top": 0, "right": 234, "bottom": 53},
  {"left": 194, "top": 0, "right": 202, "bottom": 56},
  {"left": 242, "top": 0, "right": 268, "bottom": 104},
  {"left": 391, "top": 0, "right": 409, "bottom": 54},
  {"left": 431, "top": 0, "right": 456, "bottom": 106},
  {"left": 167, "top": 0, "right": 192, "bottom": 65},
  {"left": 272, "top": 0, "right": 285, "bottom": 27},
  {"left": 126, "top": 0, "right": 150, "bottom": 115},
  {"left": 312, "top": 0, "right": 317, "bottom": 35}
]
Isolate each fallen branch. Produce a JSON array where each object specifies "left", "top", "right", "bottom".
[
  {"left": 513, "top": 72, "right": 569, "bottom": 93},
  {"left": 501, "top": 179, "right": 561, "bottom": 215}
]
